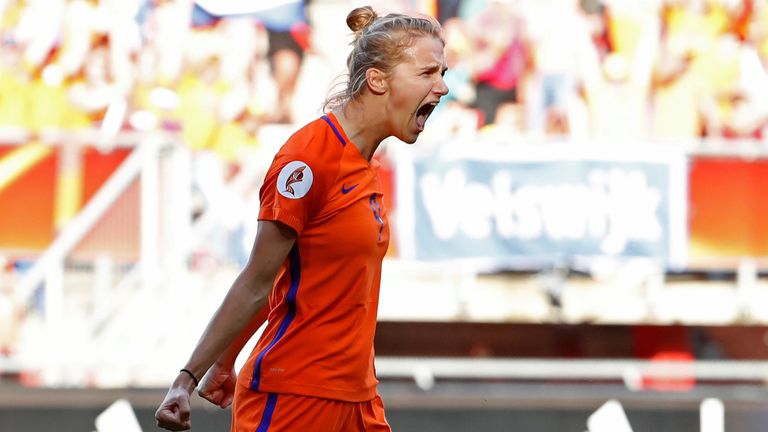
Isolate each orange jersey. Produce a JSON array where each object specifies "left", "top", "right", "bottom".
[{"left": 238, "top": 113, "right": 390, "bottom": 402}]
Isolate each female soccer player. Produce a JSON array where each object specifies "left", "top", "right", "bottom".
[{"left": 155, "top": 5, "right": 448, "bottom": 431}]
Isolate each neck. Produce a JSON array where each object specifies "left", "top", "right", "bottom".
[{"left": 332, "top": 97, "right": 389, "bottom": 161}]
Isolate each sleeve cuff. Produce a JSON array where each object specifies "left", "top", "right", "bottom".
[{"left": 258, "top": 207, "right": 304, "bottom": 235}]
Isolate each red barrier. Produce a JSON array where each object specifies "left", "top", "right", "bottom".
[
  {"left": 0, "top": 144, "right": 132, "bottom": 258},
  {"left": 688, "top": 157, "right": 768, "bottom": 263}
]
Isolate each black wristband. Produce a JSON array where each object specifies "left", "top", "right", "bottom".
[{"left": 179, "top": 368, "right": 200, "bottom": 387}]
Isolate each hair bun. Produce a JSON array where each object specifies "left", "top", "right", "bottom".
[{"left": 347, "top": 6, "right": 378, "bottom": 35}]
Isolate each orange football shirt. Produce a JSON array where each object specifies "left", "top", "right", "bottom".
[{"left": 238, "top": 113, "right": 390, "bottom": 402}]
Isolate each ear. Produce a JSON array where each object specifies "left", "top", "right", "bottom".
[{"left": 365, "top": 68, "right": 388, "bottom": 95}]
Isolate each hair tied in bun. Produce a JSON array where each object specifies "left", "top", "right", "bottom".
[{"left": 347, "top": 5, "right": 378, "bottom": 37}]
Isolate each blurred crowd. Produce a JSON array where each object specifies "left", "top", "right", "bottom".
[
  {"left": 428, "top": 0, "right": 768, "bottom": 145},
  {"left": 1, "top": 0, "right": 767, "bottom": 161},
  {"left": 0, "top": 0, "right": 313, "bottom": 162}
]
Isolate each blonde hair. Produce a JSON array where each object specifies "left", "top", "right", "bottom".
[{"left": 323, "top": 6, "right": 444, "bottom": 112}]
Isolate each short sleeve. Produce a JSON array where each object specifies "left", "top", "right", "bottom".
[{"left": 258, "top": 151, "right": 324, "bottom": 235}]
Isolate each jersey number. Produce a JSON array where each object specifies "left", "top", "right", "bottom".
[{"left": 369, "top": 194, "right": 384, "bottom": 241}]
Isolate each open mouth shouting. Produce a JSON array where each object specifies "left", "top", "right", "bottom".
[{"left": 415, "top": 101, "right": 438, "bottom": 131}]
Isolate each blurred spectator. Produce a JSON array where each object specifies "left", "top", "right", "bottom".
[
  {"left": 605, "top": 0, "right": 659, "bottom": 59},
  {"left": 100, "top": 0, "right": 143, "bottom": 98},
  {"left": 523, "top": 0, "right": 594, "bottom": 136},
  {"left": 254, "top": 1, "right": 309, "bottom": 124},
  {"left": 56, "top": 0, "right": 98, "bottom": 79},
  {"left": 207, "top": 18, "right": 264, "bottom": 162},
  {"left": 291, "top": 1, "right": 350, "bottom": 124},
  {"left": 651, "top": 0, "right": 735, "bottom": 139},
  {"left": 0, "top": 37, "right": 26, "bottom": 127},
  {"left": 651, "top": 2, "right": 706, "bottom": 139},
  {"left": 582, "top": 0, "right": 612, "bottom": 59},
  {"left": 14, "top": 0, "right": 64, "bottom": 72},
  {"left": 464, "top": 0, "right": 531, "bottom": 127},
  {"left": 26, "top": 61, "right": 92, "bottom": 132},
  {"left": 709, "top": 0, "right": 768, "bottom": 139},
  {"left": 581, "top": 0, "right": 660, "bottom": 140},
  {"left": 143, "top": 0, "right": 192, "bottom": 86},
  {"left": 714, "top": 37, "right": 768, "bottom": 139},
  {"left": 67, "top": 40, "right": 118, "bottom": 125},
  {"left": 174, "top": 55, "right": 222, "bottom": 152},
  {"left": 11, "top": 0, "right": 92, "bottom": 132}
]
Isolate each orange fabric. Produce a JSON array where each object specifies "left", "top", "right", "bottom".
[
  {"left": 237, "top": 114, "right": 390, "bottom": 404},
  {"left": 231, "top": 383, "right": 391, "bottom": 432}
]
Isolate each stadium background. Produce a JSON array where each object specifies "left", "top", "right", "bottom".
[{"left": 1, "top": 0, "right": 768, "bottom": 430}]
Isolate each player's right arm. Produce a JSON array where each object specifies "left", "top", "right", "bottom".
[
  {"left": 155, "top": 220, "right": 297, "bottom": 431},
  {"left": 195, "top": 304, "right": 269, "bottom": 409}
]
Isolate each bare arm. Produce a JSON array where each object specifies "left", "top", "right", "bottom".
[
  {"left": 214, "top": 301, "right": 269, "bottom": 368},
  {"left": 155, "top": 220, "right": 296, "bottom": 431}
]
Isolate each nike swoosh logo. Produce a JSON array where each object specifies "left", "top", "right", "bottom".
[{"left": 341, "top": 183, "right": 359, "bottom": 194}]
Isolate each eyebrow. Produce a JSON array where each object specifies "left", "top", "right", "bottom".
[{"left": 421, "top": 63, "right": 449, "bottom": 74}]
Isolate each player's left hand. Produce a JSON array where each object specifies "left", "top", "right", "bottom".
[{"left": 198, "top": 362, "right": 237, "bottom": 408}]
